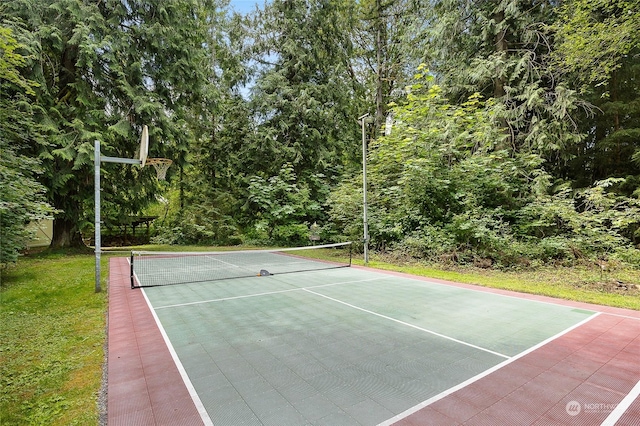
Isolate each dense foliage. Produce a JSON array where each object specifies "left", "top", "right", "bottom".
[
  {"left": 328, "top": 73, "right": 640, "bottom": 266},
  {"left": 2, "top": 0, "right": 215, "bottom": 247},
  {"left": 2, "top": 0, "right": 639, "bottom": 267},
  {"left": 0, "top": 28, "right": 55, "bottom": 266}
]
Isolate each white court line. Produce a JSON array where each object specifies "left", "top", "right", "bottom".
[
  {"left": 156, "top": 287, "right": 302, "bottom": 309},
  {"left": 384, "top": 273, "right": 640, "bottom": 322},
  {"left": 153, "top": 277, "right": 386, "bottom": 309},
  {"left": 204, "top": 255, "right": 240, "bottom": 268},
  {"left": 377, "top": 312, "right": 602, "bottom": 426},
  {"left": 600, "top": 312, "right": 640, "bottom": 321},
  {"left": 140, "top": 288, "right": 214, "bottom": 426},
  {"left": 303, "top": 288, "right": 511, "bottom": 359},
  {"left": 371, "top": 272, "right": 605, "bottom": 315},
  {"left": 135, "top": 264, "right": 232, "bottom": 278},
  {"left": 600, "top": 378, "right": 640, "bottom": 426}
]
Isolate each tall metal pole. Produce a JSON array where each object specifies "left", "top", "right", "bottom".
[
  {"left": 94, "top": 140, "right": 102, "bottom": 293},
  {"left": 359, "top": 113, "right": 370, "bottom": 265},
  {"left": 93, "top": 135, "right": 143, "bottom": 293}
]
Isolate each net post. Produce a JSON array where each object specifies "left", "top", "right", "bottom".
[
  {"left": 349, "top": 242, "right": 353, "bottom": 266},
  {"left": 130, "top": 252, "right": 135, "bottom": 289}
]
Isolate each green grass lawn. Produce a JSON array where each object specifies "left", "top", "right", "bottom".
[
  {"left": 0, "top": 246, "right": 638, "bottom": 425},
  {"left": 0, "top": 251, "right": 107, "bottom": 425}
]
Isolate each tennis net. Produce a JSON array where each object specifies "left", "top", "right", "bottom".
[{"left": 130, "top": 241, "right": 352, "bottom": 288}]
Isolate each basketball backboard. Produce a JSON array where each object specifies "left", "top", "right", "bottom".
[{"left": 139, "top": 125, "right": 149, "bottom": 167}]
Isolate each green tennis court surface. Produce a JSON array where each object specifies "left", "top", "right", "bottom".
[{"left": 137, "top": 264, "right": 595, "bottom": 425}]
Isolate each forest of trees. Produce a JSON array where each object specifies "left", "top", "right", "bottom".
[{"left": 2, "top": 0, "right": 639, "bottom": 267}]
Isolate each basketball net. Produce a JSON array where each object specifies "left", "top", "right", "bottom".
[{"left": 145, "top": 158, "right": 172, "bottom": 181}]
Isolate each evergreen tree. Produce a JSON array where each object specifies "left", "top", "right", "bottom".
[
  {"left": 160, "top": 8, "right": 252, "bottom": 245},
  {"left": 355, "top": 0, "right": 425, "bottom": 133},
  {"left": 423, "top": 0, "right": 586, "bottom": 161},
  {"left": 328, "top": 72, "right": 640, "bottom": 264},
  {"left": 2, "top": 0, "right": 213, "bottom": 247},
  {"left": 247, "top": 0, "right": 361, "bottom": 178},
  {"left": 553, "top": 0, "right": 640, "bottom": 196},
  {"left": 0, "top": 27, "right": 55, "bottom": 264},
  {"left": 237, "top": 0, "right": 362, "bottom": 237}
]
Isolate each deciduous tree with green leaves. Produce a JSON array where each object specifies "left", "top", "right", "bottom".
[
  {"left": 329, "top": 72, "right": 640, "bottom": 265},
  {"left": 553, "top": 0, "right": 639, "bottom": 89},
  {"left": 247, "top": 163, "right": 323, "bottom": 244}
]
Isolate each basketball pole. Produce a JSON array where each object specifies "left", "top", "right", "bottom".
[
  {"left": 94, "top": 140, "right": 101, "bottom": 293},
  {"left": 94, "top": 139, "right": 142, "bottom": 293}
]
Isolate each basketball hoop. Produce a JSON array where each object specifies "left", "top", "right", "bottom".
[{"left": 145, "top": 158, "right": 172, "bottom": 181}]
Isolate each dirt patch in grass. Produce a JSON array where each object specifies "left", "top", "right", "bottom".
[{"left": 576, "top": 279, "right": 640, "bottom": 296}]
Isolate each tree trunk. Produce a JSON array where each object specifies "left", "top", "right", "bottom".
[
  {"left": 374, "top": 0, "right": 386, "bottom": 132},
  {"left": 50, "top": 217, "right": 85, "bottom": 248},
  {"left": 179, "top": 164, "right": 185, "bottom": 210},
  {"left": 611, "top": 70, "right": 620, "bottom": 169},
  {"left": 494, "top": 10, "right": 507, "bottom": 99},
  {"left": 494, "top": 9, "right": 510, "bottom": 149}
]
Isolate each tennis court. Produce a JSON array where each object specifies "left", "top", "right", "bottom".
[{"left": 107, "top": 246, "right": 640, "bottom": 425}]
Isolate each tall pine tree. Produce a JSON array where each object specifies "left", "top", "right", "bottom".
[
  {"left": 424, "top": 0, "right": 586, "bottom": 163},
  {"left": 2, "top": 0, "right": 213, "bottom": 247},
  {"left": 247, "top": 0, "right": 361, "bottom": 179},
  {"left": 553, "top": 0, "right": 640, "bottom": 195}
]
